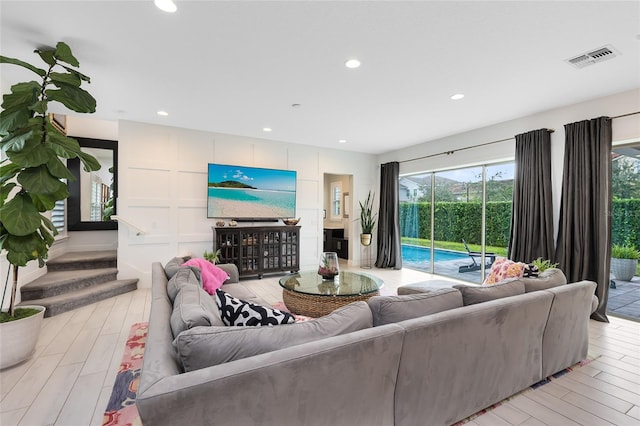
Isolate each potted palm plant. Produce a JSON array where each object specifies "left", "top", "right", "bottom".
[
  {"left": 611, "top": 244, "right": 640, "bottom": 282},
  {"left": 531, "top": 257, "right": 558, "bottom": 273},
  {"left": 0, "top": 42, "right": 100, "bottom": 368},
  {"left": 358, "top": 191, "right": 377, "bottom": 246}
]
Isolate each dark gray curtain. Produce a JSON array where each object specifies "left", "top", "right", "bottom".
[
  {"left": 375, "top": 162, "right": 402, "bottom": 269},
  {"left": 555, "top": 117, "right": 612, "bottom": 322},
  {"left": 508, "top": 129, "right": 555, "bottom": 263}
]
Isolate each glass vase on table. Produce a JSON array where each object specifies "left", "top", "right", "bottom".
[{"left": 318, "top": 252, "right": 340, "bottom": 279}]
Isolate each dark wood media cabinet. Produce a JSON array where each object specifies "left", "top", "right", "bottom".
[{"left": 213, "top": 225, "right": 300, "bottom": 278}]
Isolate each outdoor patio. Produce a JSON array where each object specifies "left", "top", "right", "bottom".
[
  {"left": 402, "top": 258, "right": 490, "bottom": 285},
  {"left": 608, "top": 276, "right": 640, "bottom": 321}
]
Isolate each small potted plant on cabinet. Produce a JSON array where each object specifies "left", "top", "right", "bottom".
[
  {"left": 611, "top": 244, "right": 640, "bottom": 282},
  {"left": 358, "top": 191, "right": 377, "bottom": 246},
  {"left": 0, "top": 42, "right": 100, "bottom": 369},
  {"left": 203, "top": 249, "right": 221, "bottom": 264}
]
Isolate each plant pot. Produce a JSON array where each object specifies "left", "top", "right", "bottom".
[
  {"left": 1, "top": 305, "right": 46, "bottom": 370},
  {"left": 360, "top": 233, "right": 372, "bottom": 246},
  {"left": 610, "top": 258, "right": 638, "bottom": 281}
]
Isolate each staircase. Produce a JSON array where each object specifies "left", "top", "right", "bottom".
[{"left": 18, "top": 250, "right": 138, "bottom": 317}]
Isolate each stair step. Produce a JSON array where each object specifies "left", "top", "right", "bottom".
[
  {"left": 46, "top": 250, "right": 117, "bottom": 272},
  {"left": 18, "top": 279, "right": 139, "bottom": 317},
  {"left": 20, "top": 268, "right": 118, "bottom": 301}
]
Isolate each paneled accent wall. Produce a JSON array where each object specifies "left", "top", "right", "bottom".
[{"left": 116, "top": 121, "right": 376, "bottom": 287}]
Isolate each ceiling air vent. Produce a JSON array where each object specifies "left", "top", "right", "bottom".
[{"left": 566, "top": 45, "right": 619, "bottom": 69}]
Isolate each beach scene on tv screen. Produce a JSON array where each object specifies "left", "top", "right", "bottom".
[{"left": 207, "top": 164, "right": 296, "bottom": 218}]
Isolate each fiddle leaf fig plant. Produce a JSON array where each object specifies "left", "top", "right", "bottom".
[{"left": 0, "top": 42, "right": 100, "bottom": 318}]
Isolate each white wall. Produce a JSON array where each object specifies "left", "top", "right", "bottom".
[
  {"left": 116, "top": 121, "right": 377, "bottom": 287},
  {"left": 378, "top": 89, "right": 640, "bottom": 235}
]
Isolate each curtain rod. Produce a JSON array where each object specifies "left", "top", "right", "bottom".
[
  {"left": 612, "top": 111, "right": 640, "bottom": 119},
  {"left": 399, "top": 128, "right": 554, "bottom": 164},
  {"left": 399, "top": 111, "right": 639, "bottom": 164}
]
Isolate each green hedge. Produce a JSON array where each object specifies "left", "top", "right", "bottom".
[
  {"left": 400, "top": 201, "right": 511, "bottom": 248},
  {"left": 401, "top": 199, "right": 640, "bottom": 249},
  {"left": 612, "top": 199, "right": 640, "bottom": 248}
]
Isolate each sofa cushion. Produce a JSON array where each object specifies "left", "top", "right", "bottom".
[
  {"left": 453, "top": 279, "right": 525, "bottom": 305},
  {"left": 164, "top": 256, "right": 192, "bottom": 279},
  {"left": 397, "top": 280, "right": 457, "bottom": 294},
  {"left": 520, "top": 268, "right": 567, "bottom": 293},
  {"left": 367, "top": 288, "right": 463, "bottom": 326},
  {"left": 483, "top": 257, "right": 526, "bottom": 285},
  {"left": 215, "top": 289, "right": 295, "bottom": 326},
  {"left": 166, "top": 267, "right": 200, "bottom": 303},
  {"left": 174, "top": 301, "right": 374, "bottom": 371},
  {"left": 220, "top": 283, "right": 264, "bottom": 304},
  {"left": 182, "top": 258, "right": 229, "bottom": 294},
  {"left": 170, "top": 282, "right": 223, "bottom": 338}
]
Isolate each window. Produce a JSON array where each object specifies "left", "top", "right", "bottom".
[
  {"left": 90, "top": 179, "right": 102, "bottom": 221},
  {"left": 330, "top": 182, "right": 342, "bottom": 220},
  {"left": 611, "top": 143, "right": 640, "bottom": 250},
  {"left": 52, "top": 199, "right": 65, "bottom": 233},
  {"left": 400, "top": 162, "right": 513, "bottom": 283}
]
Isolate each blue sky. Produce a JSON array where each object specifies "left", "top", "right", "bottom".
[
  {"left": 208, "top": 164, "right": 296, "bottom": 191},
  {"left": 404, "top": 164, "right": 515, "bottom": 183}
]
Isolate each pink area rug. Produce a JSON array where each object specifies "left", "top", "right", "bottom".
[
  {"left": 100, "top": 303, "right": 305, "bottom": 425},
  {"left": 102, "top": 322, "right": 147, "bottom": 426}
]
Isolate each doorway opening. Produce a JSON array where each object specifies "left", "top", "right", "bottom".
[{"left": 323, "top": 174, "right": 353, "bottom": 262}]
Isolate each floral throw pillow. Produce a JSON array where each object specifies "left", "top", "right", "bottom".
[
  {"left": 215, "top": 290, "right": 295, "bottom": 326},
  {"left": 483, "top": 257, "right": 526, "bottom": 285}
]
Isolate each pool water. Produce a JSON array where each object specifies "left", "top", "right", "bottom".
[{"left": 401, "top": 244, "right": 467, "bottom": 263}]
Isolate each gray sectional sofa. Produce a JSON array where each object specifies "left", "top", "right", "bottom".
[{"left": 137, "top": 261, "right": 597, "bottom": 426}]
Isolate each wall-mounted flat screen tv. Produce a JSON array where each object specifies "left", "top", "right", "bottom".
[{"left": 207, "top": 163, "right": 297, "bottom": 219}]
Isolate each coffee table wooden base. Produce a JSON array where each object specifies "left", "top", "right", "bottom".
[{"left": 282, "top": 288, "right": 380, "bottom": 317}]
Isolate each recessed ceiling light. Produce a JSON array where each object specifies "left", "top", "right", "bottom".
[
  {"left": 154, "top": 0, "right": 177, "bottom": 13},
  {"left": 451, "top": 94, "right": 465, "bottom": 100},
  {"left": 263, "top": 127, "right": 272, "bottom": 132},
  {"left": 157, "top": 110, "right": 169, "bottom": 116},
  {"left": 338, "top": 139, "right": 347, "bottom": 144},
  {"left": 345, "top": 59, "right": 361, "bottom": 69}
]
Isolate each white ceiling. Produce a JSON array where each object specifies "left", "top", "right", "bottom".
[{"left": 1, "top": 1, "right": 639, "bottom": 154}]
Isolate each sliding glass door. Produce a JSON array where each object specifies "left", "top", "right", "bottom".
[
  {"left": 400, "top": 173, "right": 433, "bottom": 270},
  {"left": 433, "top": 167, "right": 483, "bottom": 280},
  {"left": 400, "top": 162, "right": 513, "bottom": 283}
]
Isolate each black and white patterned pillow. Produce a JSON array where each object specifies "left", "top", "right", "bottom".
[
  {"left": 215, "top": 290, "right": 295, "bottom": 326},
  {"left": 523, "top": 263, "right": 540, "bottom": 278}
]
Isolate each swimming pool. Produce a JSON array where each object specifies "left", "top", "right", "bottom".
[{"left": 401, "top": 244, "right": 467, "bottom": 264}]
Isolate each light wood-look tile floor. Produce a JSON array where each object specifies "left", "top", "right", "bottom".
[{"left": 1, "top": 265, "right": 640, "bottom": 426}]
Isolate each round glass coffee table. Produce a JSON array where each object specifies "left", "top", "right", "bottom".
[{"left": 279, "top": 270, "right": 383, "bottom": 317}]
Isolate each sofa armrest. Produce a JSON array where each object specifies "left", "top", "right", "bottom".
[
  {"left": 217, "top": 263, "right": 239, "bottom": 283},
  {"left": 591, "top": 294, "right": 599, "bottom": 314}
]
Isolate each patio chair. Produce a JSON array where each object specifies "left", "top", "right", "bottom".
[{"left": 458, "top": 239, "right": 496, "bottom": 273}]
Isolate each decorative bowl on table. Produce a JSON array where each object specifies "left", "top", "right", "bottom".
[{"left": 282, "top": 218, "right": 301, "bottom": 226}]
